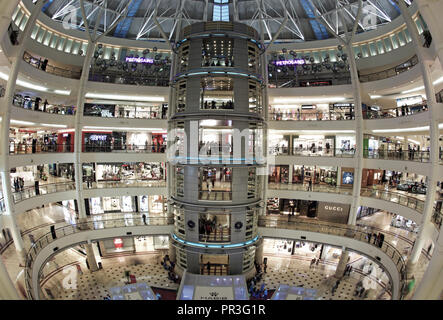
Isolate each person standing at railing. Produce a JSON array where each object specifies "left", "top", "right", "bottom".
[
  {"left": 43, "top": 99, "right": 48, "bottom": 112},
  {"left": 41, "top": 59, "right": 48, "bottom": 72}
]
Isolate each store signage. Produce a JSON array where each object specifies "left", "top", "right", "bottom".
[
  {"left": 125, "top": 57, "right": 154, "bottom": 64},
  {"left": 193, "top": 286, "right": 233, "bottom": 300},
  {"left": 333, "top": 103, "right": 354, "bottom": 107},
  {"left": 89, "top": 134, "right": 108, "bottom": 141},
  {"left": 114, "top": 238, "right": 123, "bottom": 249},
  {"left": 317, "top": 202, "right": 350, "bottom": 224},
  {"left": 274, "top": 59, "right": 305, "bottom": 66}
]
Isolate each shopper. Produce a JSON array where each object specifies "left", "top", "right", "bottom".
[
  {"left": 310, "top": 258, "right": 316, "bottom": 268},
  {"left": 142, "top": 214, "right": 147, "bottom": 225}
]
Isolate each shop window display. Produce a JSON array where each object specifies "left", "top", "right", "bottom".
[
  {"left": 199, "top": 167, "right": 232, "bottom": 201},
  {"left": 201, "top": 38, "right": 234, "bottom": 68},
  {"left": 199, "top": 212, "right": 231, "bottom": 242},
  {"left": 200, "top": 77, "right": 234, "bottom": 110},
  {"left": 268, "top": 165, "right": 289, "bottom": 184},
  {"left": 293, "top": 165, "right": 338, "bottom": 187}
]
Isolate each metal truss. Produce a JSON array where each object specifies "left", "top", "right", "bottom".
[{"left": 44, "top": 0, "right": 413, "bottom": 42}]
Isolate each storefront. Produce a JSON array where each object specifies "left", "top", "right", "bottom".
[
  {"left": 98, "top": 235, "right": 169, "bottom": 256},
  {"left": 292, "top": 135, "right": 335, "bottom": 156},
  {"left": 292, "top": 165, "right": 337, "bottom": 186},
  {"left": 268, "top": 165, "right": 289, "bottom": 184},
  {"left": 269, "top": 134, "right": 289, "bottom": 155},
  {"left": 266, "top": 198, "right": 350, "bottom": 223},
  {"left": 84, "top": 103, "right": 116, "bottom": 117},
  {"left": 139, "top": 195, "right": 167, "bottom": 215},
  {"left": 88, "top": 196, "right": 136, "bottom": 214},
  {"left": 357, "top": 206, "right": 380, "bottom": 219}
]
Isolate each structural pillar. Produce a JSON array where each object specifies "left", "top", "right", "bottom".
[
  {"left": 335, "top": 248, "right": 350, "bottom": 278},
  {"left": 85, "top": 243, "right": 99, "bottom": 272},
  {"left": 0, "top": 256, "right": 19, "bottom": 299},
  {"left": 415, "top": 0, "right": 443, "bottom": 69},
  {"left": 398, "top": 0, "right": 439, "bottom": 271},
  {"left": 73, "top": 41, "right": 95, "bottom": 220},
  {"left": 0, "top": 0, "right": 46, "bottom": 265},
  {"left": 413, "top": 226, "right": 443, "bottom": 299}
]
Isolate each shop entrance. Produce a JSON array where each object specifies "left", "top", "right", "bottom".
[{"left": 200, "top": 254, "right": 229, "bottom": 275}]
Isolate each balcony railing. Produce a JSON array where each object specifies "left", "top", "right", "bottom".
[
  {"left": 363, "top": 149, "right": 433, "bottom": 163},
  {"left": 12, "top": 182, "right": 75, "bottom": 204},
  {"left": 269, "top": 111, "right": 354, "bottom": 121},
  {"left": 360, "top": 187, "right": 425, "bottom": 213},
  {"left": 269, "top": 147, "right": 355, "bottom": 157},
  {"left": 267, "top": 183, "right": 354, "bottom": 195},
  {"left": 199, "top": 190, "right": 232, "bottom": 201},
  {"left": 23, "top": 52, "right": 82, "bottom": 79},
  {"left": 257, "top": 216, "right": 406, "bottom": 298},
  {"left": 12, "top": 94, "right": 76, "bottom": 115},
  {"left": 83, "top": 179, "right": 166, "bottom": 189},
  {"left": 8, "top": 143, "right": 168, "bottom": 154},
  {"left": 24, "top": 216, "right": 173, "bottom": 300},
  {"left": 269, "top": 104, "right": 427, "bottom": 122},
  {"left": 81, "top": 144, "right": 166, "bottom": 153}
]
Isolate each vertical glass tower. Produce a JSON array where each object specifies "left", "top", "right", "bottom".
[{"left": 168, "top": 22, "right": 266, "bottom": 276}]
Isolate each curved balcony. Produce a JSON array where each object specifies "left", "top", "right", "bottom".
[
  {"left": 268, "top": 55, "right": 419, "bottom": 88},
  {"left": 269, "top": 103, "right": 428, "bottom": 123},
  {"left": 11, "top": 180, "right": 166, "bottom": 205},
  {"left": 360, "top": 187, "right": 425, "bottom": 214},
  {"left": 12, "top": 182, "right": 75, "bottom": 204},
  {"left": 267, "top": 183, "right": 428, "bottom": 224},
  {"left": 257, "top": 217, "right": 406, "bottom": 299},
  {"left": 83, "top": 179, "right": 166, "bottom": 190},
  {"left": 12, "top": 94, "right": 76, "bottom": 115},
  {"left": 364, "top": 149, "right": 443, "bottom": 164},
  {"left": 267, "top": 182, "right": 353, "bottom": 196},
  {"left": 269, "top": 147, "right": 355, "bottom": 158},
  {"left": 24, "top": 216, "right": 174, "bottom": 300},
  {"left": 23, "top": 51, "right": 81, "bottom": 79},
  {"left": 8, "top": 143, "right": 167, "bottom": 155}
]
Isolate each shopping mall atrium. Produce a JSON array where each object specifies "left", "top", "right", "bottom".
[{"left": 0, "top": 0, "right": 442, "bottom": 301}]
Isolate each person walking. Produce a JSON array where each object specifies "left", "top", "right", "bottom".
[
  {"left": 142, "top": 214, "right": 147, "bottom": 225},
  {"left": 310, "top": 258, "right": 316, "bottom": 268}
]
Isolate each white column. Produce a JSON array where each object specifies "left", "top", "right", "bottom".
[
  {"left": 73, "top": 41, "right": 96, "bottom": 220},
  {"left": 346, "top": 42, "right": 364, "bottom": 226},
  {"left": 0, "top": 0, "right": 20, "bottom": 39},
  {"left": 335, "top": 248, "right": 349, "bottom": 278},
  {"left": 398, "top": 0, "right": 439, "bottom": 269},
  {"left": 85, "top": 243, "right": 99, "bottom": 272},
  {"left": 415, "top": 0, "right": 443, "bottom": 69},
  {"left": 0, "top": 256, "right": 19, "bottom": 299},
  {"left": 0, "top": 0, "right": 46, "bottom": 264},
  {"left": 413, "top": 226, "right": 443, "bottom": 299}
]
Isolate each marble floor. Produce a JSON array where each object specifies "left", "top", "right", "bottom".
[{"left": 0, "top": 204, "right": 433, "bottom": 300}]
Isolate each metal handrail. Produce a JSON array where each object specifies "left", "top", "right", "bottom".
[
  {"left": 257, "top": 217, "right": 407, "bottom": 299},
  {"left": 12, "top": 182, "right": 76, "bottom": 203},
  {"left": 360, "top": 187, "right": 425, "bottom": 213}
]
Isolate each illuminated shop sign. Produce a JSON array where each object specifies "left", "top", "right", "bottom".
[
  {"left": 89, "top": 134, "right": 108, "bottom": 141},
  {"left": 125, "top": 57, "right": 154, "bottom": 64},
  {"left": 274, "top": 59, "right": 305, "bottom": 66}
]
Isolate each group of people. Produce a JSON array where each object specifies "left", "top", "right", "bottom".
[
  {"left": 13, "top": 94, "right": 75, "bottom": 114},
  {"left": 247, "top": 261, "right": 268, "bottom": 299},
  {"left": 309, "top": 257, "right": 321, "bottom": 268},
  {"left": 202, "top": 58, "right": 234, "bottom": 68},
  {"left": 202, "top": 100, "right": 234, "bottom": 110},
  {"left": 342, "top": 264, "right": 353, "bottom": 277},
  {"left": 353, "top": 280, "right": 366, "bottom": 298},
  {"left": 367, "top": 232, "right": 385, "bottom": 248},
  {"left": 199, "top": 216, "right": 220, "bottom": 239},
  {"left": 161, "top": 255, "right": 179, "bottom": 283},
  {"left": 12, "top": 177, "right": 25, "bottom": 192}
]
